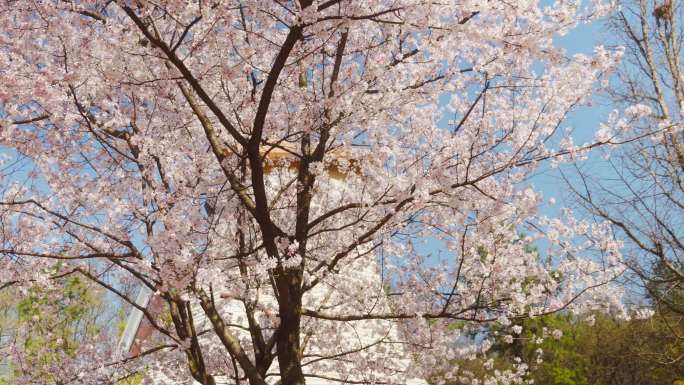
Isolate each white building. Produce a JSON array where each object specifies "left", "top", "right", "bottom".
[{"left": 118, "top": 147, "right": 428, "bottom": 385}]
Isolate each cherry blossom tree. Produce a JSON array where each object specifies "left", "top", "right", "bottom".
[{"left": 0, "top": 1, "right": 634, "bottom": 384}]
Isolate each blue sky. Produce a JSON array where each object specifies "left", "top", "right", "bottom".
[{"left": 533, "top": 16, "right": 615, "bottom": 214}]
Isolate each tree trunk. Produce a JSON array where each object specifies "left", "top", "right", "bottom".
[{"left": 275, "top": 269, "right": 306, "bottom": 385}]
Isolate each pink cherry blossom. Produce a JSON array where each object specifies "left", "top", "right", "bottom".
[{"left": 0, "top": 1, "right": 634, "bottom": 385}]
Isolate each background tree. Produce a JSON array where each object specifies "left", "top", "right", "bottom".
[
  {"left": 438, "top": 232, "right": 683, "bottom": 385},
  {"left": 445, "top": 310, "right": 683, "bottom": 385},
  {"left": 522, "top": 312, "right": 683, "bottom": 385},
  {"left": 567, "top": 0, "right": 684, "bottom": 318},
  {"left": 0, "top": 266, "right": 111, "bottom": 384},
  {"left": 0, "top": 1, "right": 639, "bottom": 385},
  {"left": 548, "top": 0, "right": 684, "bottom": 380}
]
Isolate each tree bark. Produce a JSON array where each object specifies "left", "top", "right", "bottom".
[{"left": 275, "top": 269, "right": 306, "bottom": 385}]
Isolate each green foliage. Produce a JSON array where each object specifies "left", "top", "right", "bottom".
[
  {"left": 515, "top": 313, "right": 681, "bottom": 385},
  {"left": 0, "top": 270, "right": 106, "bottom": 384},
  {"left": 117, "top": 305, "right": 129, "bottom": 338},
  {"left": 119, "top": 372, "right": 144, "bottom": 385},
  {"left": 646, "top": 259, "right": 684, "bottom": 315},
  {"left": 519, "top": 314, "right": 590, "bottom": 385},
  {"left": 439, "top": 310, "right": 684, "bottom": 385},
  {"left": 477, "top": 245, "right": 488, "bottom": 260},
  {"left": 447, "top": 320, "right": 467, "bottom": 332}
]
